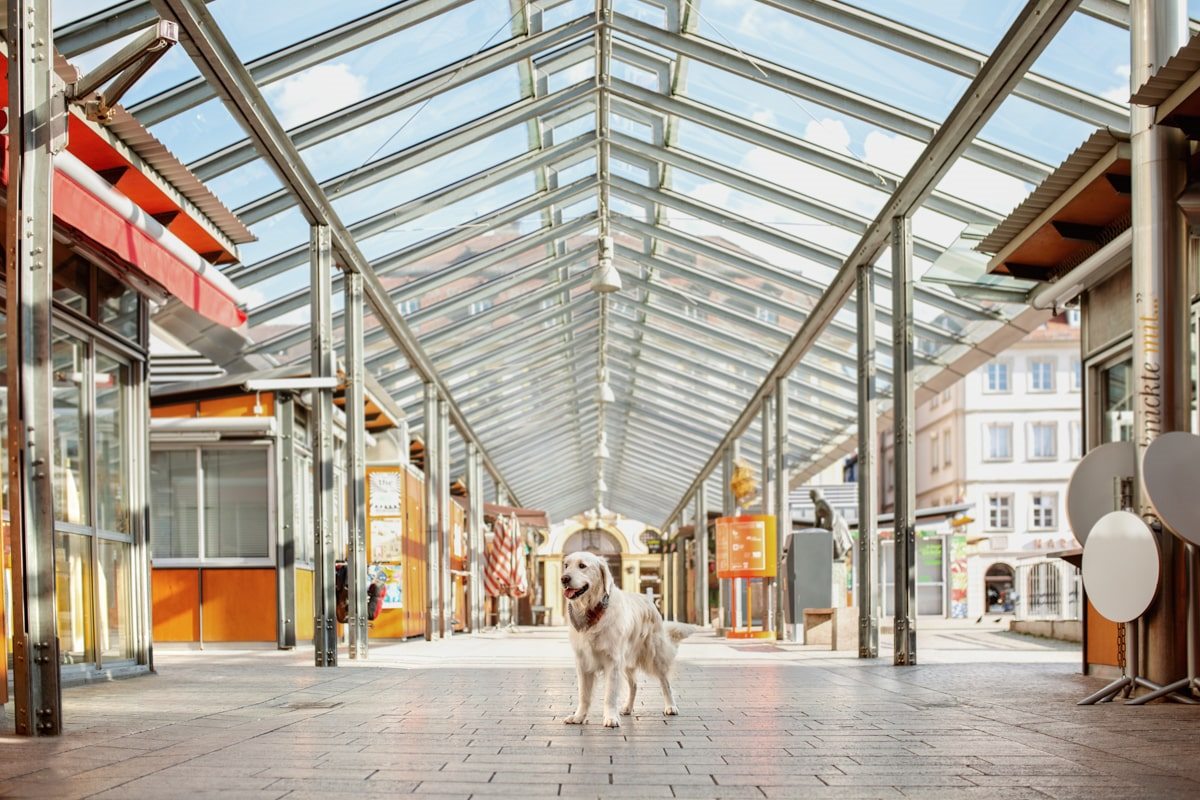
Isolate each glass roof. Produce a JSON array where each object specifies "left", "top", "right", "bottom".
[{"left": 57, "top": 0, "right": 1172, "bottom": 525}]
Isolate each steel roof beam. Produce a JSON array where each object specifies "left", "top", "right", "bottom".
[
  {"left": 131, "top": 0, "right": 473, "bottom": 123},
  {"left": 610, "top": 79, "right": 1000, "bottom": 225},
  {"left": 657, "top": 0, "right": 1082, "bottom": 528},
  {"left": 56, "top": 0, "right": 216, "bottom": 57},
  {"left": 187, "top": 16, "right": 598, "bottom": 180},
  {"left": 761, "top": 0, "right": 1126, "bottom": 129},
  {"left": 613, "top": 13, "right": 1051, "bottom": 183},
  {"left": 154, "top": 0, "right": 522, "bottom": 501}
]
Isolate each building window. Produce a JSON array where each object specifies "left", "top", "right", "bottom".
[
  {"left": 1030, "top": 358, "right": 1055, "bottom": 392},
  {"left": 468, "top": 299, "right": 493, "bottom": 316},
  {"left": 1066, "top": 307, "right": 1081, "bottom": 327},
  {"left": 930, "top": 433, "right": 940, "bottom": 472},
  {"left": 885, "top": 457, "right": 894, "bottom": 493},
  {"left": 943, "top": 427, "right": 952, "bottom": 468},
  {"left": 987, "top": 494, "right": 1013, "bottom": 530},
  {"left": 942, "top": 388, "right": 952, "bottom": 403},
  {"left": 1031, "top": 493, "right": 1058, "bottom": 531},
  {"left": 1069, "top": 420, "right": 1082, "bottom": 460},
  {"left": 984, "top": 423, "right": 1013, "bottom": 461},
  {"left": 1071, "top": 358, "right": 1082, "bottom": 392},
  {"left": 397, "top": 298, "right": 419, "bottom": 316},
  {"left": 150, "top": 446, "right": 272, "bottom": 563},
  {"left": 1029, "top": 422, "right": 1058, "bottom": 460},
  {"left": 756, "top": 306, "right": 779, "bottom": 325},
  {"left": 984, "top": 361, "right": 1010, "bottom": 393}
]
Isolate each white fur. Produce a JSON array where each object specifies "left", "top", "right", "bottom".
[{"left": 560, "top": 551, "right": 695, "bottom": 728}]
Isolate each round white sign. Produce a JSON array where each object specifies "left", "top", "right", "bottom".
[{"left": 1082, "top": 510, "right": 1159, "bottom": 623}]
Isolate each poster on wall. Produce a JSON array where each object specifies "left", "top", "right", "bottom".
[
  {"left": 368, "top": 470, "right": 402, "bottom": 516},
  {"left": 372, "top": 563, "right": 404, "bottom": 609},
  {"left": 370, "top": 518, "right": 404, "bottom": 562}
]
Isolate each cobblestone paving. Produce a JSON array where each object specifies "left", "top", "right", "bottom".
[{"left": 2, "top": 626, "right": 1199, "bottom": 799}]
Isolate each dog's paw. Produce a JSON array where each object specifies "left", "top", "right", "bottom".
[
  {"left": 563, "top": 713, "right": 585, "bottom": 725},
  {"left": 603, "top": 715, "right": 621, "bottom": 728},
  {"left": 620, "top": 706, "right": 633, "bottom": 716},
  {"left": 663, "top": 705, "right": 678, "bottom": 716}
]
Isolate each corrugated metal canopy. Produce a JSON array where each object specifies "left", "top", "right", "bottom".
[{"left": 56, "top": 0, "right": 1158, "bottom": 525}]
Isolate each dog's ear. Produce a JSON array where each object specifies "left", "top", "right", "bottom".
[{"left": 597, "top": 557, "right": 616, "bottom": 595}]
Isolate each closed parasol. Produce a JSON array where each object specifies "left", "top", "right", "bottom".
[{"left": 484, "top": 513, "right": 519, "bottom": 598}]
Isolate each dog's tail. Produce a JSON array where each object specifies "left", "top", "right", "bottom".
[{"left": 664, "top": 622, "right": 697, "bottom": 644}]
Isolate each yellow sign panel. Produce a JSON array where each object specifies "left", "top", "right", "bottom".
[{"left": 715, "top": 515, "right": 777, "bottom": 579}]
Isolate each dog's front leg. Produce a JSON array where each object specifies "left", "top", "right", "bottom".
[
  {"left": 564, "top": 665, "right": 593, "bottom": 724},
  {"left": 602, "top": 661, "right": 624, "bottom": 728}
]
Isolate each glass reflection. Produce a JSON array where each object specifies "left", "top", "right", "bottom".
[{"left": 53, "top": 332, "right": 89, "bottom": 526}]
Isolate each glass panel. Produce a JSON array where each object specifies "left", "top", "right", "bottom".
[
  {"left": 150, "top": 450, "right": 200, "bottom": 559},
  {"left": 55, "top": 531, "right": 93, "bottom": 665},
  {"left": 53, "top": 331, "right": 89, "bottom": 526},
  {"left": 96, "top": 268, "right": 142, "bottom": 340},
  {"left": 95, "top": 353, "right": 132, "bottom": 535},
  {"left": 203, "top": 449, "right": 270, "bottom": 559},
  {"left": 98, "top": 539, "right": 134, "bottom": 661},
  {"left": 1102, "top": 358, "right": 1134, "bottom": 444},
  {"left": 53, "top": 252, "right": 89, "bottom": 314}
]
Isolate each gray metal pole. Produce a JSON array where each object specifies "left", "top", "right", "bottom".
[
  {"left": 423, "top": 383, "right": 440, "bottom": 641},
  {"left": 310, "top": 225, "right": 338, "bottom": 667},
  {"left": 891, "top": 215, "right": 917, "bottom": 666},
  {"left": 278, "top": 395, "right": 298, "bottom": 649},
  {"left": 6, "top": 0, "right": 62, "bottom": 735},
  {"left": 774, "top": 375, "right": 789, "bottom": 641},
  {"left": 721, "top": 442, "right": 739, "bottom": 630},
  {"left": 438, "top": 397, "right": 451, "bottom": 637},
  {"left": 857, "top": 263, "right": 880, "bottom": 659},
  {"left": 344, "top": 272, "right": 368, "bottom": 659},
  {"left": 1130, "top": 0, "right": 1190, "bottom": 686},
  {"left": 695, "top": 487, "right": 709, "bottom": 627},
  {"left": 467, "top": 443, "right": 482, "bottom": 633},
  {"left": 760, "top": 394, "right": 774, "bottom": 633}
]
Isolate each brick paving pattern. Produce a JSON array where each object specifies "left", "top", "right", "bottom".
[{"left": 2, "top": 626, "right": 1199, "bottom": 799}]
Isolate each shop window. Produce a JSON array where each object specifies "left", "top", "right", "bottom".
[
  {"left": 1029, "top": 358, "right": 1055, "bottom": 392},
  {"left": 53, "top": 332, "right": 90, "bottom": 525},
  {"left": 984, "top": 361, "right": 1010, "bottom": 393},
  {"left": 983, "top": 423, "right": 1012, "bottom": 461},
  {"left": 150, "top": 446, "right": 272, "bottom": 563},
  {"left": 987, "top": 494, "right": 1013, "bottom": 531},
  {"left": 1100, "top": 358, "right": 1133, "bottom": 443},
  {"left": 1028, "top": 422, "right": 1057, "bottom": 460},
  {"left": 1031, "top": 493, "right": 1058, "bottom": 531}
]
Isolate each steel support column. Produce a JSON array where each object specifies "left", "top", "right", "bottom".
[
  {"left": 424, "top": 383, "right": 441, "bottom": 641},
  {"left": 760, "top": 395, "right": 774, "bottom": 634},
  {"left": 6, "top": 0, "right": 62, "bottom": 736},
  {"left": 468, "top": 443, "right": 483, "bottom": 633},
  {"left": 774, "top": 376, "right": 789, "bottom": 641},
  {"left": 310, "top": 225, "right": 338, "bottom": 667},
  {"left": 856, "top": 264, "right": 880, "bottom": 659},
  {"left": 891, "top": 216, "right": 917, "bottom": 666},
  {"left": 721, "top": 442, "right": 740, "bottom": 630},
  {"left": 1130, "top": 0, "right": 1190, "bottom": 686},
  {"left": 438, "top": 397, "right": 452, "bottom": 637},
  {"left": 345, "top": 272, "right": 368, "bottom": 659},
  {"left": 278, "top": 395, "right": 298, "bottom": 649},
  {"left": 695, "top": 488, "right": 709, "bottom": 627}
]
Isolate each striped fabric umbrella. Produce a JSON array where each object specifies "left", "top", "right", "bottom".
[{"left": 484, "top": 514, "right": 517, "bottom": 598}]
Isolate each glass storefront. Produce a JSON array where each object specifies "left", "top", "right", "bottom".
[{"left": 3, "top": 256, "right": 148, "bottom": 676}]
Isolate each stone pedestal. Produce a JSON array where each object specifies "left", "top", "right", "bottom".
[{"left": 803, "top": 606, "right": 860, "bottom": 650}]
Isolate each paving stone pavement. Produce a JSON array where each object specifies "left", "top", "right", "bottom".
[{"left": 1, "top": 625, "right": 1199, "bottom": 799}]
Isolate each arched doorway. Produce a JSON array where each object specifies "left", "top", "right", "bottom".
[
  {"left": 562, "top": 528, "right": 623, "bottom": 578},
  {"left": 985, "top": 563, "right": 1016, "bottom": 613}
]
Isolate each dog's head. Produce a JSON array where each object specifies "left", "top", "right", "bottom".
[{"left": 561, "top": 551, "right": 614, "bottom": 603}]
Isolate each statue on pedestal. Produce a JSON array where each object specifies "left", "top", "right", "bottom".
[{"left": 811, "top": 488, "right": 853, "bottom": 561}]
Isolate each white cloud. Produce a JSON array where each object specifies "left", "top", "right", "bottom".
[
  {"left": 267, "top": 63, "right": 367, "bottom": 129},
  {"left": 803, "top": 118, "right": 852, "bottom": 154}
]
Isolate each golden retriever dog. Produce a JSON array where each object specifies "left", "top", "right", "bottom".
[{"left": 560, "top": 550, "right": 695, "bottom": 727}]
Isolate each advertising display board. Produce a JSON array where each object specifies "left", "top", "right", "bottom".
[
  {"left": 715, "top": 515, "right": 777, "bottom": 579},
  {"left": 366, "top": 465, "right": 405, "bottom": 610}
]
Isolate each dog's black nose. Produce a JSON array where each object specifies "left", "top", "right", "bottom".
[{"left": 560, "top": 575, "right": 571, "bottom": 586}]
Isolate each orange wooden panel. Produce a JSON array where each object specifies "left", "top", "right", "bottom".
[
  {"left": 201, "top": 568, "right": 276, "bottom": 642},
  {"left": 151, "top": 568, "right": 201, "bottom": 642},
  {"left": 1085, "top": 598, "right": 1120, "bottom": 668},
  {"left": 1, "top": 521, "right": 9, "bottom": 703},
  {"left": 199, "top": 394, "right": 274, "bottom": 418},
  {"left": 151, "top": 400, "right": 200, "bottom": 418},
  {"left": 295, "top": 567, "right": 314, "bottom": 643},
  {"left": 406, "top": 469, "right": 427, "bottom": 639}
]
